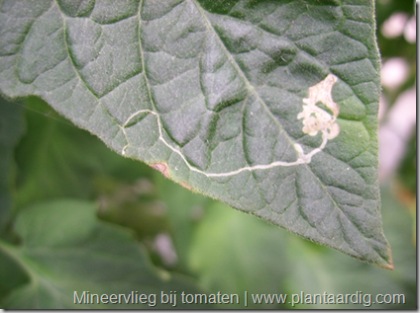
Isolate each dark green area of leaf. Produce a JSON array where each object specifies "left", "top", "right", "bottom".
[
  {"left": 0, "top": 99, "right": 25, "bottom": 234},
  {"left": 397, "top": 132, "right": 416, "bottom": 194}
]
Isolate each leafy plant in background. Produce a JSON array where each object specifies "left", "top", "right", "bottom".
[{"left": 0, "top": 0, "right": 416, "bottom": 309}]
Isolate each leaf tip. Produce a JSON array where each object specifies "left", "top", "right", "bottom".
[
  {"left": 383, "top": 262, "right": 395, "bottom": 270},
  {"left": 378, "top": 246, "right": 394, "bottom": 270},
  {"left": 383, "top": 248, "right": 395, "bottom": 271}
]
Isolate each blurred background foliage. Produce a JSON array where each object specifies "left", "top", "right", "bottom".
[{"left": 0, "top": 0, "right": 416, "bottom": 309}]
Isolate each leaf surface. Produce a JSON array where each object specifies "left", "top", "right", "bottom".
[
  {"left": 0, "top": 0, "right": 391, "bottom": 266},
  {"left": 0, "top": 99, "right": 25, "bottom": 233},
  {"left": 0, "top": 200, "right": 211, "bottom": 309}
]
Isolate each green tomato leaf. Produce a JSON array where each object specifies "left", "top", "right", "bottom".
[
  {"left": 0, "top": 1, "right": 391, "bottom": 266},
  {"left": 0, "top": 200, "right": 212, "bottom": 309},
  {"left": 189, "top": 202, "right": 290, "bottom": 309}
]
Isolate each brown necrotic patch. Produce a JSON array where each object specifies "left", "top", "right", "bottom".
[{"left": 150, "top": 162, "right": 170, "bottom": 178}]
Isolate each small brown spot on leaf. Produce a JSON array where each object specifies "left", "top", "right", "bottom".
[{"left": 151, "top": 162, "right": 170, "bottom": 178}]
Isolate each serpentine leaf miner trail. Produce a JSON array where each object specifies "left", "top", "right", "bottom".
[{"left": 122, "top": 74, "right": 340, "bottom": 177}]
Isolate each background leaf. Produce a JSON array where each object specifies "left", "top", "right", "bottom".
[
  {"left": 0, "top": 199, "right": 211, "bottom": 309},
  {"left": 0, "top": 98, "right": 25, "bottom": 234}
]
